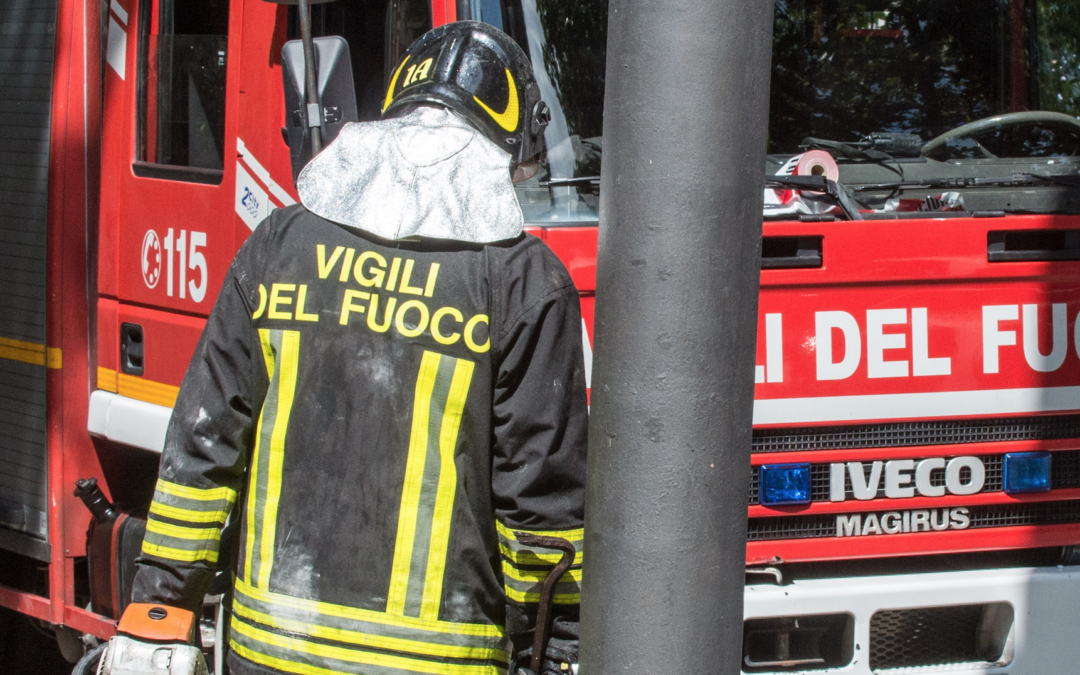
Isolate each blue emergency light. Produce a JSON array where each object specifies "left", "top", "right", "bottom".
[
  {"left": 1003, "top": 452, "right": 1052, "bottom": 494},
  {"left": 759, "top": 463, "right": 812, "bottom": 505}
]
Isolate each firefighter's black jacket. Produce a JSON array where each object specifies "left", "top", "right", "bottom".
[{"left": 131, "top": 205, "right": 588, "bottom": 675}]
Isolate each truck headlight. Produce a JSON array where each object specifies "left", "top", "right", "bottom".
[
  {"left": 760, "top": 464, "right": 812, "bottom": 505},
  {"left": 1003, "top": 452, "right": 1051, "bottom": 494}
]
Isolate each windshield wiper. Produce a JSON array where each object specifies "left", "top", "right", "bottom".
[
  {"left": 765, "top": 175, "right": 864, "bottom": 221},
  {"left": 542, "top": 174, "right": 869, "bottom": 220},
  {"left": 1015, "top": 172, "right": 1080, "bottom": 187},
  {"left": 800, "top": 135, "right": 922, "bottom": 179},
  {"left": 853, "top": 172, "right": 1080, "bottom": 192},
  {"left": 803, "top": 133, "right": 924, "bottom": 160},
  {"left": 541, "top": 176, "right": 601, "bottom": 187}
]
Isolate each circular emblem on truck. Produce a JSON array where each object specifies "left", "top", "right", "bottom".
[{"left": 141, "top": 229, "right": 161, "bottom": 289}]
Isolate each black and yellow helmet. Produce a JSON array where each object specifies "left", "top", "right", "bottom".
[{"left": 382, "top": 21, "right": 551, "bottom": 165}]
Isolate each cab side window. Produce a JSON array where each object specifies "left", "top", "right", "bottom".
[
  {"left": 384, "top": 0, "right": 432, "bottom": 90},
  {"left": 136, "top": 0, "right": 230, "bottom": 182},
  {"left": 287, "top": 1, "right": 398, "bottom": 122}
]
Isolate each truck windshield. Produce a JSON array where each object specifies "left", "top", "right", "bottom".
[
  {"left": 488, "top": 0, "right": 1080, "bottom": 221},
  {"left": 770, "top": 0, "right": 1080, "bottom": 154},
  {"left": 470, "top": 0, "right": 606, "bottom": 222}
]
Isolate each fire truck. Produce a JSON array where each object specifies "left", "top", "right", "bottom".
[{"left": 3, "top": 0, "right": 1080, "bottom": 672}]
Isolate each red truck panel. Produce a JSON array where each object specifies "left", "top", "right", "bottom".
[
  {"left": 753, "top": 216, "right": 1080, "bottom": 427},
  {"left": 540, "top": 217, "right": 1080, "bottom": 565},
  {"left": 86, "top": 0, "right": 1080, "bottom": 581}
]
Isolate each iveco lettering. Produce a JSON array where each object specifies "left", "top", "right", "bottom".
[{"left": 829, "top": 456, "right": 986, "bottom": 501}]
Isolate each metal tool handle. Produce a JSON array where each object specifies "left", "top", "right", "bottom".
[{"left": 513, "top": 533, "right": 577, "bottom": 675}]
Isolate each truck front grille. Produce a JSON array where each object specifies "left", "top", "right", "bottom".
[
  {"left": 747, "top": 451, "right": 1079, "bottom": 505},
  {"left": 752, "top": 414, "right": 1080, "bottom": 453},
  {"left": 747, "top": 499, "right": 1080, "bottom": 540},
  {"left": 870, "top": 605, "right": 986, "bottom": 671}
]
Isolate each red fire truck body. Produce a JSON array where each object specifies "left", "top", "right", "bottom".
[{"left": 4, "top": 0, "right": 1080, "bottom": 672}]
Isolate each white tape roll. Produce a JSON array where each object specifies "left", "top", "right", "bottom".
[{"left": 794, "top": 150, "right": 839, "bottom": 181}]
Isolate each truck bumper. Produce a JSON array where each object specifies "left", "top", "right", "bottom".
[{"left": 743, "top": 564, "right": 1080, "bottom": 674}]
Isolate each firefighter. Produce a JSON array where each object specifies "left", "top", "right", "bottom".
[{"left": 129, "top": 22, "right": 587, "bottom": 675}]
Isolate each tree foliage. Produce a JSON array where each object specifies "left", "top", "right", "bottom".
[
  {"left": 769, "top": 0, "right": 1009, "bottom": 152},
  {"left": 1035, "top": 0, "right": 1080, "bottom": 116}
]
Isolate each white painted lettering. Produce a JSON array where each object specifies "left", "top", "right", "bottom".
[
  {"left": 912, "top": 308, "right": 951, "bottom": 376},
  {"left": 950, "top": 507, "right": 971, "bottom": 529},
  {"left": 837, "top": 514, "right": 861, "bottom": 537},
  {"left": 885, "top": 459, "right": 916, "bottom": 498},
  {"left": 911, "top": 510, "right": 931, "bottom": 532},
  {"left": 915, "top": 457, "right": 946, "bottom": 497},
  {"left": 830, "top": 463, "right": 847, "bottom": 502},
  {"left": 945, "top": 457, "right": 985, "bottom": 496},
  {"left": 816, "top": 311, "right": 861, "bottom": 380},
  {"left": 1022, "top": 303, "right": 1067, "bottom": 373},
  {"left": 983, "top": 305, "right": 1019, "bottom": 373},
  {"left": 931, "top": 509, "right": 950, "bottom": 531},
  {"left": 881, "top": 512, "right": 902, "bottom": 534},
  {"left": 766, "top": 313, "right": 784, "bottom": 383},
  {"left": 848, "top": 461, "right": 883, "bottom": 500},
  {"left": 1074, "top": 309, "right": 1080, "bottom": 367},
  {"left": 837, "top": 508, "right": 970, "bottom": 536},
  {"left": 867, "top": 308, "right": 909, "bottom": 378}
]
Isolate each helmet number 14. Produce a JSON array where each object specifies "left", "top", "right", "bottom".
[{"left": 402, "top": 58, "right": 433, "bottom": 87}]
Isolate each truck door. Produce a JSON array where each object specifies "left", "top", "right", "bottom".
[
  {"left": 95, "top": 0, "right": 438, "bottom": 449},
  {"left": 97, "top": 0, "right": 245, "bottom": 427}
]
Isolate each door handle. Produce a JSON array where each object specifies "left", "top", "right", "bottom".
[
  {"left": 988, "top": 230, "right": 1080, "bottom": 262},
  {"left": 761, "top": 236, "right": 823, "bottom": 269}
]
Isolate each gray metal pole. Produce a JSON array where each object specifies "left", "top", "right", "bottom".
[
  {"left": 579, "top": 0, "right": 774, "bottom": 673},
  {"left": 298, "top": 0, "right": 323, "bottom": 154}
]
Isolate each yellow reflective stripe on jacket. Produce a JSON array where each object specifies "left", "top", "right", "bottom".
[
  {"left": 230, "top": 579, "right": 509, "bottom": 675},
  {"left": 499, "top": 560, "right": 582, "bottom": 606},
  {"left": 149, "top": 478, "right": 234, "bottom": 527},
  {"left": 500, "top": 564, "right": 582, "bottom": 584},
  {"left": 148, "top": 501, "right": 229, "bottom": 525},
  {"left": 259, "top": 329, "right": 277, "bottom": 380},
  {"left": 234, "top": 577, "right": 507, "bottom": 641},
  {"left": 246, "top": 328, "right": 301, "bottom": 589},
  {"left": 499, "top": 546, "right": 583, "bottom": 566},
  {"left": 420, "top": 357, "right": 474, "bottom": 621},
  {"left": 145, "top": 519, "right": 221, "bottom": 542},
  {"left": 387, "top": 352, "right": 442, "bottom": 615},
  {"left": 503, "top": 588, "right": 581, "bottom": 605},
  {"left": 141, "top": 541, "right": 219, "bottom": 564},
  {"left": 142, "top": 513, "right": 224, "bottom": 565},
  {"left": 495, "top": 521, "right": 583, "bottom": 543},
  {"left": 155, "top": 479, "right": 237, "bottom": 505},
  {"left": 496, "top": 523, "right": 584, "bottom": 567},
  {"left": 388, "top": 351, "right": 474, "bottom": 620},
  {"left": 232, "top": 597, "right": 507, "bottom": 662},
  {"left": 230, "top": 619, "right": 504, "bottom": 675},
  {"left": 496, "top": 523, "right": 583, "bottom": 605}
]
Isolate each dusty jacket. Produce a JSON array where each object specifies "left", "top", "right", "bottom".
[{"left": 131, "top": 112, "right": 587, "bottom": 675}]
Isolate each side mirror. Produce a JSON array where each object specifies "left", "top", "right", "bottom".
[{"left": 282, "top": 37, "right": 359, "bottom": 183}]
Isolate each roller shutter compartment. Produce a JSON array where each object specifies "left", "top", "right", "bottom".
[{"left": 0, "top": 0, "right": 58, "bottom": 562}]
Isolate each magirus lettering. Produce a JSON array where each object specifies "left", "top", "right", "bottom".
[
  {"left": 830, "top": 456, "right": 984, "bottom": 501},
  {"left": 836, "top": 507, "right": 970, "bottom": 537}
]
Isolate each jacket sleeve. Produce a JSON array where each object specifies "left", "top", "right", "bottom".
[
  {"left": 491, "top": 266, "right": 589, "bottom": 664},
  {"left": 131, "top": 247, "right": 268, "bottom": 615}
]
